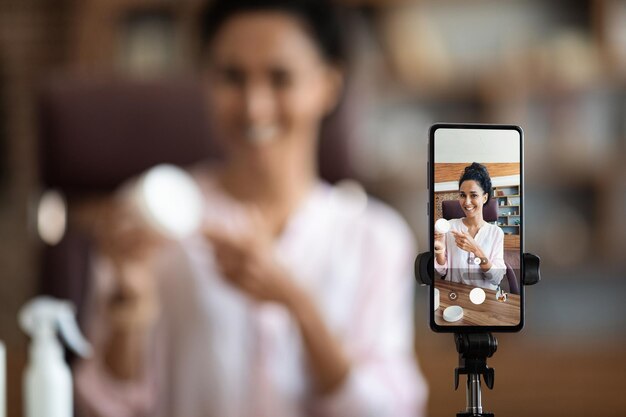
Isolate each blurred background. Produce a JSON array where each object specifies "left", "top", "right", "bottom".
[{"left": 1, "top": 0, "right": 625, "bottom": 416}]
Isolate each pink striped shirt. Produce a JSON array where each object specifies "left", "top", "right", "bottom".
[{"left": 75, "top": 177, "right": 428, "bottom": 417}]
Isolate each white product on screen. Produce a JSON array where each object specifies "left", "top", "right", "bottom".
[
  {"left": 469, "top": 287, "right": 486, "bottom": 305},
  {"left": 135, "top": 165, "right": 204, "bottom": 239},
  {"left": 443, "top": 305, "right": 464, "bottom": 322},
  {"left": 435, "top": 218, "right": 451, "bottom": 234},
  {"left": 434, "top": 288, "right": 440, "bottom": 310}
]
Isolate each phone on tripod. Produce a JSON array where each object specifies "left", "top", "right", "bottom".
[{"left": 429, "top": 124, "right": 524, "bottom": 332}]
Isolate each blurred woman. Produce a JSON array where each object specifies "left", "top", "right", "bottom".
[
  {"left": 434, "top": 162, "right": 506, "bottom": 290},
  {"left": 75, "top": 1, "right": 427, "bottom": 416}
]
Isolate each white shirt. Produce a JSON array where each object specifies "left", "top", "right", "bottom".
[
  {"left": 76, "top": 177, "right": 428, "bottom": 417},
  {"left": 434, "top": 218, "right": 506, "bottom": 290}
]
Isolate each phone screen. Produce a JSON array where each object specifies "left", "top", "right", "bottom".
[{"left": 430, "top": 124, "right": 523, "bottom": 332}]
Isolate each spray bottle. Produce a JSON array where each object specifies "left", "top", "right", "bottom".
[{"left": 19, "top": 297, "right": 92, "bottom": 417}]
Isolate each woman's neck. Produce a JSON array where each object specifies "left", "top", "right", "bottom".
[
  {"left": 463, "top": 215, "right": 485, "bottom": 229},
  {"left": 217, "top": 152, "right": 317, "bottom": 236}
]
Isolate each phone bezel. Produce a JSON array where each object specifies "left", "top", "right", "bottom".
[{"left": 429, "top": 123, "right": 524, "bottom": 333}]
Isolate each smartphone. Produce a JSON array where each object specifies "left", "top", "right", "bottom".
[{"left": 429, "top": 124, "right": 523, "bottom": 332}]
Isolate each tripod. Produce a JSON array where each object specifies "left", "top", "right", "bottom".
[
  {"left": 415, "top": 252, "right": 540, "bottom": 417},
  {"left": 454, "top": 333, "right": 497, "bottom": 417}
]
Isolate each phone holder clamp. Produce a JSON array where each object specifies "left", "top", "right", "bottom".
[{"left": 415, "top": 252, "right": 540, "bottom": 287}]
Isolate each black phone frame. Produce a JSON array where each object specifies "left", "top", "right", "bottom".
[{"left": 429, "top": 123, "right": 525, "bottom": 333}]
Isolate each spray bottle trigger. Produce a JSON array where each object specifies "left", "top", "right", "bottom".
[{"left": 57, "top": 302, "right": 92, "bottom": 358}]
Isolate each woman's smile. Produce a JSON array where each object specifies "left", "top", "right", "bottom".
[{"left": 244, "top": 124, "right": 281, "bottom": 144}]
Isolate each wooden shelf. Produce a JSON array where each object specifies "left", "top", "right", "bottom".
[{"left": 494, "top": 185, "right": 521, "bottom": 236}]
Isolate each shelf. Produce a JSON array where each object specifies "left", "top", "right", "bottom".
[{"left": 494, "top": 185, "right": 521, "bottom": 205}]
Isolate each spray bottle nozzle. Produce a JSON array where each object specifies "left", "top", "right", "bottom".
[{"left": 19, "top": 297, "right": 92, "bottom": 358}]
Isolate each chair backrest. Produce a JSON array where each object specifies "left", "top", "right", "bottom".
[
  {"left": 39, "top": 78, "right": 217, "bottom": 195},
  {"left": 442, "top": 198, "right": 498, "bottom": 222},
  {"left": 505, "top": 264, "right": 520, "bottom": 295},
  {"left": 39, "top": 77, "right": 354, "bottom": 194}
]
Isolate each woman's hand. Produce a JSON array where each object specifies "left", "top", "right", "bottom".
[
  {"left": 92, "top": 198, "right": 164, "bottom": 265},
  {"left": 450, "top": 230, "right": 485, "bottom": 258},
  {"left": 434, "top": 231, "right": 446, "bottom": 254},
  {"left": 106, "top": 259, "right": 160, "bottom": 331},
  {"left": 203, "top": 211, "right": 297, "bottom": 305},
  {"left": 205, "top": 211, "right": 350, "bottom": 395},
  {"left": 88, "top": 198, "right": 164, "bottom": 331},
  {"left": 434, "top": 231, "right": 447, "bottom": 267},
  {"left": 75, "top": 196, "right": 164, "bottom": 381}
]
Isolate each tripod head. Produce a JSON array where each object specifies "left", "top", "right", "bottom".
[{"left": 454, "top": 333, "right": 497, "bottom": 391}]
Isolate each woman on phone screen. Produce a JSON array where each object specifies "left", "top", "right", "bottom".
[{"left": 434, "top": 163, "right": 506, "bottom": 290}]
